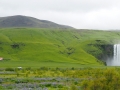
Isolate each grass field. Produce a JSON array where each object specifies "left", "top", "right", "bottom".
[{"left": 0, "top": 28, "right": 120, "bottom": 68}]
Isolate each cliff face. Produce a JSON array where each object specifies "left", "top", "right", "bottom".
[
  {"left": 84, "top": 40, "right": 113, "bottom": 64},
  {"left": 98, "top": 44, "right": 113, "bottom": 60}
]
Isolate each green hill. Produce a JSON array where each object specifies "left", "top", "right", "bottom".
[{"left": 0, "top": 28, "right": 119, "bottom": 68}]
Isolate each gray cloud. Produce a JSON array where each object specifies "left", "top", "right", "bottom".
[{"left": 0, "top": 0, "right": 120, "bottom": 29}]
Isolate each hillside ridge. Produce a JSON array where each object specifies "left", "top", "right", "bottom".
[{"left": 0, "top": 15, "right": 74, "bottom": 29}]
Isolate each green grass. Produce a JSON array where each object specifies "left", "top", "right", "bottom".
[{"left": 0, "top": 28, "right": 120, "bottom": 68}]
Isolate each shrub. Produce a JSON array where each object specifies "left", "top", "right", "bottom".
[
  {"left": 70, "top": 85, "right": 78, "bottom": 90},
  {"left": 25, "top": 67, "right": 31, "bottom": 70},
  {"left": 5, "top": 67, "right": 14, "bottom": 71}
]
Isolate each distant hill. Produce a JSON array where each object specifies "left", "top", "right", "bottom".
[{"left": 0, "top": 15, "right": 74, "bottom": 29}]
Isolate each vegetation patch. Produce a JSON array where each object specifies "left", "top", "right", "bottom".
[{"left": 0, "top": 67, "right": 119, "bottom": 90}]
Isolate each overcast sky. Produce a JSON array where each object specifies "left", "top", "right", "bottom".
[{"left": 0, "top": 0, "right": 120, "bottom": 30}]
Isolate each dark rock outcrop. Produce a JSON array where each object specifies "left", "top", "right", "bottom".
[{"left": 97, "top": 44, "right": 113, "bottom": 60}]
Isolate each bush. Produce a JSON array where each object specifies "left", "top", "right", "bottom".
[
  {"left": 25, "top": 67, "right": 31, "bottom": 70},
  {"left": 5, "top": 67, "right": 14, "bottom": 71},
  {"left": 70, "top": 85, "right": 78, "bottom": 90}
]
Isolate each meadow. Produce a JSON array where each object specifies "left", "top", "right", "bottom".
[{"left": 0, "top": 67, "right": 119, "bottom": 90}]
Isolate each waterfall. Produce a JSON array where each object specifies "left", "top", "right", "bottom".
[
  {"left": 112, "top": 44, "right": 120, "bottom": 66},
  {"left": 106, "top": 44, "right": 120, "bottom": 66}
]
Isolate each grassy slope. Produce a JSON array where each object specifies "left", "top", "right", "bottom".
[{"left": 0, "top": 28, "right": 120, "bottom": 68}]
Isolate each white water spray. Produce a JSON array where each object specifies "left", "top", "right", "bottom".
[
  {"left": 106, "top": 44, "right": 120, "bottom": 66},
  {"left": 111, "top": 44, "right": 120, "bottom": 66}
]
